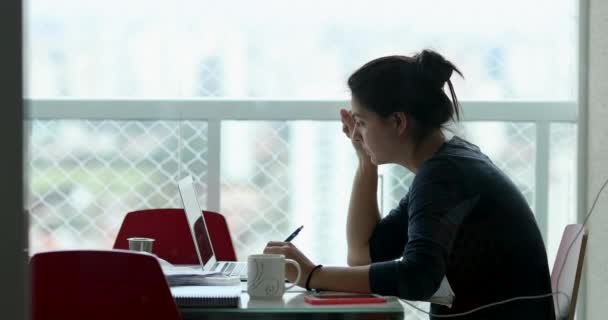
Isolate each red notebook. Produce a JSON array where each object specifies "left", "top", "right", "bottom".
[{"left": 304, "top": 292, "right": 387, "bottom": 305}]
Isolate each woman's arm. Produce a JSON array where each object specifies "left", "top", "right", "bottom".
[
  {"left": 309, "top": 265, "right": 372, "bottom": 293},
  {"left": 346, "top": 161, "right": 381, "bottom": 266},
  {"left": 340, "top": 108, "right": 381, "bottom": 266},
  {"left": 264, "top": 241, "right": 372, "bottom": 292}
]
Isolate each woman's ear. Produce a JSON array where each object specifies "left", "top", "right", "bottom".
[{"left": 392, "top": 112, "right": 408, "bottom": 135}]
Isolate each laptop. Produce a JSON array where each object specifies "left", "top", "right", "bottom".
[{"left": 178, "top": 176, "right": 248, "bottom": 280}]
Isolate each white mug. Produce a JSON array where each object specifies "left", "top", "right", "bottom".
[{"left": 247, "top": 254, "right": 301, "bottom": 299}]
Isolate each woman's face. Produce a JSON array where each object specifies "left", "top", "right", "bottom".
[{"left": 350, "top": 98, "right": 402, "bottom": 165}]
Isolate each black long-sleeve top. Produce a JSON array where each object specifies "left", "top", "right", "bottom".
[{"left": 368, "top": 136, "right": 555, "bottom": 320}]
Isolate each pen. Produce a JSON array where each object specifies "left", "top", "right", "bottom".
[{"left": 284, "top": 225, "right": 304, "bottom": 242}]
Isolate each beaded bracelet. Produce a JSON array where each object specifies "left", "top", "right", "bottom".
[{"left": 305, "top": 264, "right": 323, "bottom": 291}]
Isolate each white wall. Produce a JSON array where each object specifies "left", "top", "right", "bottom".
[
  {"left": 0, "top": 1, "right": 26, "bottom": 319},
  {"left": 584, "top": 0, "right": 608, "bottom": 319}
]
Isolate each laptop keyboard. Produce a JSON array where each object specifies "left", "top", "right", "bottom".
[{"left": 217, "top": 262, "right": 247, "bottom": 277}]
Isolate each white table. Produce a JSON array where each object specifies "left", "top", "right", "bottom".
[{"left": 178, "top": 282, "right": 404, "bottom": 320}]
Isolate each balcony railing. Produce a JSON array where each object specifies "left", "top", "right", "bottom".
[{"left": 25, "top": 99, "right": 577, "bottom": 266}]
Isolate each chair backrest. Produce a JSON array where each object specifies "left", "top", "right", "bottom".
[
  {"left": 113, "top": 208, "right": 237, "bottom": 264},
  {"left": 550, "top": 224, "right": 588, "bottom": 320},
  {"left": 113, "top": 208, "right": 198, "bottom": 264},
  {"left": 31, "top": 250, "right": 181, "bottom": 320},
  {"left": 196, "top": 210, "right": 238, "bottom": 261}
]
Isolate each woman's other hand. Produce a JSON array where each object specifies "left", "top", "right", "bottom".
[{"left": 264, "top": 241, "right": 315, "bottom": 288}]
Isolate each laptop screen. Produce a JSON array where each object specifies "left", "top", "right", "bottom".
[{"left": 178, "top": 176, "right": 215, "bottom": 266}]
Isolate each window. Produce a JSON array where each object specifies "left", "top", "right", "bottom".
[
  {"left": 26, "top": 0, "right": 578, "bottom": 276},
  {"left": 26, "top": 0, "right": 577, "bottom": 99}
]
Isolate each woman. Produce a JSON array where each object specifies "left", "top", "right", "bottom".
[{"left": 264, "top": 50, "right": 555, "bottom": 319}]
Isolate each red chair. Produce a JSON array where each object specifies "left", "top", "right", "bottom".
[
  {"left": 31, "top": 250, "right": 181, "bottom": 320},
  {"left": 113, "top": 209, "right": 237, "bottom": 264},
  {"left": 196, "top": 210, "right": 238, "bottom": 261},
  {"left": 550, "top": 224, "right": 588, "bottom": 320}
]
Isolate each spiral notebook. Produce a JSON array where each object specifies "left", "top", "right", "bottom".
[{"left": 170, "top": 285, "right": 241, "bottom": 308}]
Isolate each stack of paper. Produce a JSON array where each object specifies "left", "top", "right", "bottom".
[{"left": 162, "top": 265, "right": 223, "bottom": 286}]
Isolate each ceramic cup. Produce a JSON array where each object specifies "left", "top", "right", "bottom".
[
  {"left": 247, "top": 254, "right": 301, "bottom": 299},
  {"left": 127, "top": 237, "right": 155, "bottom": 253}
]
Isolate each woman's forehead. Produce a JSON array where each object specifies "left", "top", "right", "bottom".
[
  {"left": 351, "top": 103, "right": 379, "bottom": 121},
  {"left": 350, "top": 98, "right": 368, "bottom": 116}
]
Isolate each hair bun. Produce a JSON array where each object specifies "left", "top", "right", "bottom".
[{"left": 415, "top": 49, "right": 458, "bottom": 89}]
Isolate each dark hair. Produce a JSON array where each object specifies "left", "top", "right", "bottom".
[{"left": 347, "top": 49, "right": 463, "bottom": 140}]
